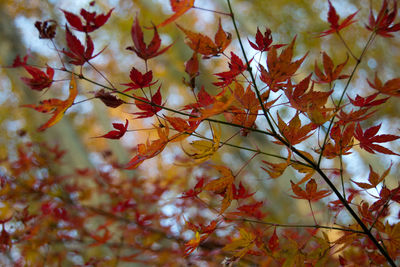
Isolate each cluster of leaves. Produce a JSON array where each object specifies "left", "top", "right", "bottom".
[{"left": 3, "top": 0, "right": 400, "bottom": 266}]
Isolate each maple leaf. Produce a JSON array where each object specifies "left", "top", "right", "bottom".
[
  {"left": 290, "top": 179, "right": 332, "bottom": 202},
  {"left": 285, "top": 75, "right": 333, "bottom": 114},
  {"left": 318, "top": 0, "right": 358, "bottom": 37},
  {"left": 352, "top": 164, "right": 391, "bottom": 190},
  {"left": 156, "top": 0, "right": 195, "bottom": 28},
  {"left": 276, "top": 112, "right": 316, "bottom": 145},
  {"left": 314, "top": 52, "right": 349, "bottom": 84},
  {"left": 348, "top": 92, "right": 389, "bottom": 108},
  {"left": 204, "top": 165, "right": 235, "bottom": 214},
  {"left": 232, "top": 182, "right": 255, "bottom": 200},
  {"left": 184, "top": 231, "right": 205, "bottom": 255},
  {"left": 0, "top": 227, "right": 11, "bottom": 252},
  {"left": 181, "top": 125, "right": 220, "bottom": 165},
  {"left": 268, "top": 228, "right": 280, "bottom": 253},
  {"left": 21, "top": 75, "right": 78, "bottom": 131},
  {"left": 195, "top": 88, "right": 235, "bottom": 121},
  {"left": 132, "top": 86, "right": 163, "bottom": 118},
  {"left": 127, "top": 16, "right": 173, "bottom": 61},
  {"left": 165, "top": 114, "right": 200, "bottom": 142},
  {"left": 366, "top": 0, "right": 400, "bottom": 37},
  {"left": 177, "top": 18, "right": 231, "bottom": 57},
  {"left": 20, "top": 65, "right": 54, "bottom": 91},
  {"left": 34, "top": 20, "right": 57, "bottom": 39},
  {"left": 248, "top": 27, "right": 284, "bottom": 52},
  {"left": 180, "top": 177, "right": 204, "bottom": 198},
  {"left": 186, "top": 220, "right": 218, "bottom": 235},
  {"left": 94, "top": 89, "right": 125, "bottom": 108},
  {"left": 62, "top": 25, "right": 104, "bottom": 65},
  {"left": 224, "top": 83, "right": 260, "bottom": 135},
  {"left": 384, "top": 222, "right": 400, "bottom": 256},
  {"left": 62, "top": 8, "right": 113, "bottom": 33},
  {"left": 94, "top": 119, "right": 128, "bottom": 139},
  {"left": 214, "top": 52, "right": 248, "bottom": 87},
  {"left": 367, "top": 73, "right": 400, "bottom": 97},
  {"left": 291, "top": 157, "right": 316, "bottom": 185},
  {"left": 354, "top": 123, "right": 399, "bottom": 155},
  {"left": 10, "top": 54, "right": 29, "bottom": 68},
  {"left": 185, "top": 51, "right": 199, "bottom": 81},
  {"left": 122, "top": 67, "right": 156, "bottom": 91},
  {"left": 262, "top": 160, "right": 289, "bottom": 179},
  {"left": 183, "top": 86, "right": 215, "bottom": 111},
  {"left": 125, "top": 126, "right": 169, "bottom": 169},
  {"left": 322, "top": 123, "right": 355, "bottom": 158},
  {"left": 222, "top": 228, "right": 255, "bottom": 259},
  {"left": 89, "top": 223, "right": 112, "bottom": 247},
  {"left": 337, "top": 108, "right": 376, "bottom": 125},
  {"left": 233, "top": 201, "right": 266, "bottom": 220},
  {"left": 259, "top": 37, "right": 307, "bottom": 92}
]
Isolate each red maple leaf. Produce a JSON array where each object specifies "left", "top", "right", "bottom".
[
  {"left": 132, "top": 86, "right": 163, "bottom": 118},
  {"left": 62, "top": 8, "right": 113, "bottom": 33},
  {"left": 354, "top": 123, "right": 399, "bottom": 155},
  {"left": 232, "top": 182, "right": 255, "bottom": 200},
  {"left": 181, "top": 177, "right": 204, "bottom": 198},
  {"left": 337, "top": 108, "right": 376, "bottom": 125},
  {"left": 122, "top": 67, "right": 156, "bottom": 91},
  {"left": 366, "top": 0, "right": 400, "bottom": 37},
  {"left": 348, "top": 93, "right": 389, "bottom": 108},
  {"left": 268, "top": 228, "right": 280, "bottom": 252},
  {"left": 95, "top": 119, "right": 128, "bottom": 139},
  {"left": 21, "top": 65, "right": 54, "bottom": 91},
  {"left": 11, "top": 54, "right": 29, "bottom": 68},
  {"left": 248, "top": 27, "right": 284, "bottom": 52},
  {"left": 94, "top": 89, "right": 125, "bottom": 108},
  {"left": 183, "top": 86, "right": 215, "bottom": 111},
  {"left": 127, "top": 16, "right": 172, "bottom": 61},
  {"left": 214, "top": 52, "right": 248, "bottom": 87},
  {"left": 318, "top": 0, "right": 358, "bottom": 37},
  {"left": 62, "top": 26, "right": 104, "bottom": 65},
  {"left": 234, "top": 201, "right": 266, "bottom": 220}
]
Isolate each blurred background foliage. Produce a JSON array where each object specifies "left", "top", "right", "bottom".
[{"left": 0, "top": 0, "right": 399, "bottom": 265}]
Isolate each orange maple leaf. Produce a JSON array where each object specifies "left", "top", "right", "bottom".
[
  {"left": 290, "top": 179, "right": 332, "bottom": 202},
  {"left": 156, "top": 0, "right": 195, "bottom": 28},
  {"left": 21, "top": 75, "right": 78, "bottom": 132},
  {"left": 276, "top": 112, "right": 316, "bottom": 145},
  {"left": 204, "top": 165, "right": 235, "bottom": 214},
  {"left": 125, "top": 126, "right": 169, "bottom": 169},
  {"left": 352, "top": 164, "right": 391, "bottom": 190},
  {"left": 367, "top": 73, "right": 400, "bottom": 97},
  {"left": 259, "top": 37, "right": 307, "bottom": 92},
  {"left": 177, "top": 18, "right": 231, "bottom": 56},
  {"left": 314, "top": 52, "right": 349, "bottom": 84}
]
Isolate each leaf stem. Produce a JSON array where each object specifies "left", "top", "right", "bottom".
[{"left": 193, "top": 6, "right": 231, "bottom": 16}]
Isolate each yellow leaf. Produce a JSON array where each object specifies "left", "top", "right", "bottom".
[
  {"left": 223, "top": 228, "right": 255, "bottom": 258},
  {"left": 181, "top": 125, "right": 221, "bottom": 165}
]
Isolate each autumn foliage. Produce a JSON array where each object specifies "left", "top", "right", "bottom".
[{"left": 3, "top": 0, "right": 400, "bottom": 266}]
